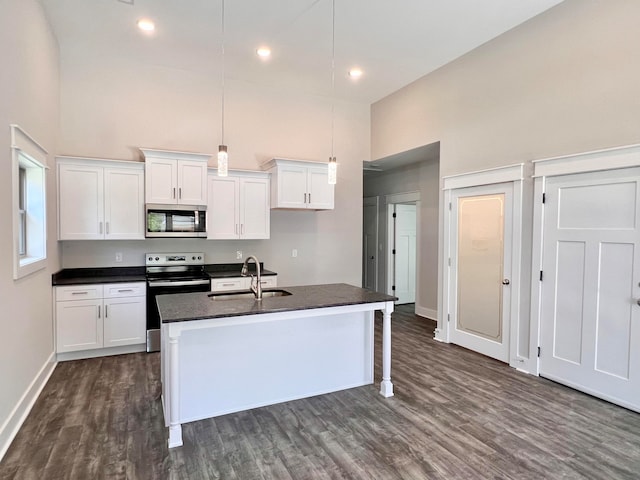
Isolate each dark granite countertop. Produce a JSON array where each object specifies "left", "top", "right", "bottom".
[
  {"left": 157, "top": 283, "right": 397, "bottom": 323},
  {"left": 205, "top": 263, "right": 277, "bottom": 279},
  {"left": 52, "top": 263, "right": 278, "bottom": 285},
  {"left": 52, "top": 267, "right": 147, "bottom": 286}
]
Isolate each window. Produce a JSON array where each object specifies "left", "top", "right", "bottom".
[
  {"left": 18, "top": 166, "right": 27, "bottom": 257},
  {"left": 11, "top": 125, "right": 48, "bottom": 279}
]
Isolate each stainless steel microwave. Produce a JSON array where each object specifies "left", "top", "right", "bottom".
[{"left": 145, "top": 204, "right": 207, "bottom": 238}]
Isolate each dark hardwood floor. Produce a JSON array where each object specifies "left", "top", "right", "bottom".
[{"left": 2, "top": 304, "right": 639, "bottom": 479}]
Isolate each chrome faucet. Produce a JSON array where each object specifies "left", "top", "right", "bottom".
[{"left": 241, "top": 255, "right": 262, "bottom": 300}]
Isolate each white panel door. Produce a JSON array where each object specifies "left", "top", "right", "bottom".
[
  {"left": 307, "top": 166, "right": 334, "bottom": 209},
  {"left": 240, "top": 178, "right": 270, "bottom": 239},
  {"left": 177, "top": 160, "right": 207, "bottom": 205},
  {"left": 145, "top": 158, "right": 177, "bottom": 204},
  {"left": 540, "top": 167, "right": 640, "bottom": 411},
  {"left": 58, "top": 163, "right": 104, "bottom": 240},
  {"left": 207, "top": 176, "right": 240, "bottom": 239},
  {"left": 394, "top": 204, "right": 416, "bottom": 304},
  {"left": 104, "top": 168, "right": 145, "bottom": 239},
  {"left": 277, "top": 165, "right": 307, "bottom": 208},
  {"left": 449, "top": 183, "right": 513, "bottom": 362},
  {"left": 56, "top": 299, "right": 103, "bottom": 352},
  {"left": 103, "top": 297, "right": 146, "bottom": 347}
]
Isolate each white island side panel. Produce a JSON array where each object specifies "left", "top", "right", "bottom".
[{"left": 176, "top": 310, "right": 374, "bottom": 423}]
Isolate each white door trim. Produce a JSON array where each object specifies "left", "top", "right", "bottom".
[
  {"left": 529, "top": 144, "right": 640, "bottom": 377},
  {"left": 439, "top": 164, "right": 524, "bottom": 371}
]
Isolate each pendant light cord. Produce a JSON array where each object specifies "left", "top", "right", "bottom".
[
  {"left": 330, "top": 0, "right": 335, "bottom": 158},
  {"left": 221, "top": 0, "right": 226, "bottom": 144}
]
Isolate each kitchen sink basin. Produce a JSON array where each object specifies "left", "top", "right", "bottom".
[{"left": 208, "top": 289, "right": 292, "bottom": 301}]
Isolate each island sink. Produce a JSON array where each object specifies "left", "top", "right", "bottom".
[{"left": 208, "top": 289, "right": 292, "bottom": 301}]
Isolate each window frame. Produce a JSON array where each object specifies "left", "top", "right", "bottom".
[{"left": 11, "top": 125, "right": 48, "bottom": 280}]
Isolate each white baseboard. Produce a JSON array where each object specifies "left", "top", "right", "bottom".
[
  {"left": 415, "top": 305, "right": 437, "bottom": 321},
  {"left": 0, "top": 352, "right": 57, "bottom": 462},
  {"left": 56, "top": 343, "right": 146, "bottom": 362}
]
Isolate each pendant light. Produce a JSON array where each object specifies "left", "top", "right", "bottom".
[
  {"left": 327, "top": 0, "right": 337, "bottom": 185},
  {"left": 217, "top": 0, "right": 228, "bottom": 176}
]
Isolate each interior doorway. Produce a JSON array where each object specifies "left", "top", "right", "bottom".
[
  {"left": 391, "top": 204, "right": 417, "bottom": 304},
  {"left": 385, "top": 192, "right": 420, "bottom": 305}
]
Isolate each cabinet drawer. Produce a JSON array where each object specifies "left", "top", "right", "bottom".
[
  {"left": 56, "top": 284, "right": 103, "bottom": 301},
  {"left": 211, "top": 277, "right": 245, "bottom": 292},
  {"left": 103, "top": 282, "right": 146, "bottom": 298},
  {"left": 252, "top": 275, "right": 277, "bottom": 288}
]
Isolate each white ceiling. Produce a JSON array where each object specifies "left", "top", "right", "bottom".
[{"left": 40, "top": 0, "right": 564, "bottom": 104}]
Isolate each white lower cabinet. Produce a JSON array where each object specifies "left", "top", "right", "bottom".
[
  {"left": 56, "top": 298, "right": 103, "bottom": 352},
  {"left": 56, "top": 282, "right": 146, "bottom": 355},
  {"left": 211, "top": 275, "right": 277, "bottom": 292}
]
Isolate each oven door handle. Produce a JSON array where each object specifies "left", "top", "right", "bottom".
[{"left": 147, "top": 279, "right": 210, "bottom": 288}]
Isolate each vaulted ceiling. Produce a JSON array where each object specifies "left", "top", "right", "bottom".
[{"left": 40, "top": 0, "right": 564, "bottom": 104}]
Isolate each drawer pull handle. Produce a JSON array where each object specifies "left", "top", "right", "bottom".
[
  {"left": 117, "top": 289, "right": 134, "bottom": 293},
  {"left": 222, "top": 283, "right": 235, "bottom": 287},
  {"left": 72, "top": 291, "right": 89, "bottom": 295}
]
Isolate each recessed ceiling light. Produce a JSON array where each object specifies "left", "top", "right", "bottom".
[
  {"left": 348, "top": 67, "right": 363, "bottom": 79},
  {"left": 137, "top": 18, "right": 155, "bottom": 33},
  {"left": 256, "top": 46, "right": 271, "bottom": 59}
]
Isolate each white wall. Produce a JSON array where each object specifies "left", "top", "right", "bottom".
[
  {"left": 0, "top": 0, "right": 60, "bottom": 457},
  {"left": 56, "top": 45, "right": 370, "bottom": 286},
  {"left": 370, "top": 0, "right": 640, "bottom": 361},
  {"left": 363, "top": 159, "right": 439, "bottom": 317}
]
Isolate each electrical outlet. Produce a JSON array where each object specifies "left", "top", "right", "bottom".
[
  {"left": 115, "top": 252, "right": 123, "bottom": 263},
  {"left": 292, "top": 249, "right": 298, "bottom": 258},
  {"left": 236, "top": 250, "right": 243, "bottom": 260}
]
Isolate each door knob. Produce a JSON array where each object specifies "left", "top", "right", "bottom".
[
  {"left": 502, "top": 279, "right": 510, "bottom": 285},
  {"left": 370, "top": 256, "right": 375, "bottom": 260}
]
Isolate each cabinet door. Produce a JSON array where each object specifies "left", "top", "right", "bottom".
[
  {"left": 207, "top": 176, "right": 240, "bottom": 239},
  {"left": 104, "top": 168, "right": 145, "bottom": 239},
  {"left": 178, "top": 160, "right": 208, "bottom": 205},
  {"left": 58, "top": 164, "right": 104, "bottom": 239},
  {"left": 275, "top": 165, "right": 308, "bottom": 208},
  {"left": 145, "top": 158, "right": 177, "bottom": 204},
  {"left": 56, "top": 299, "right": 103, "bottom": 352},
  {"left": 240, "top": 177, "right": 270, "bottom": 239},
  {"left": 103, "top": 297, "right": 146, "bottom": 347},
  {"left": 307, "top": 166, "right": 334, "bottom": 210}
]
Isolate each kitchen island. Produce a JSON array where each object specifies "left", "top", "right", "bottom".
[{"left": 157, "top": 283, "right": 396, "bottom": 448}]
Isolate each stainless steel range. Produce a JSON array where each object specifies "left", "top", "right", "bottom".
[{"left": 145, "top": 252, "right": 210, "bottom": 352}]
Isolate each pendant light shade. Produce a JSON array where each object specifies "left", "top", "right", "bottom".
[
  {"left": 217, "top": 144, "right": 228, "bottom": 177},
  {"left": 328, "top": 156, "right": 337, "bottom": 185}
]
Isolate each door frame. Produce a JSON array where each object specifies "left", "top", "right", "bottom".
[
  {"left": 363, "top": 196, "right": 380, "bottom": 291},
  {"left": 530, "top": 143, "right": 640, "bottom": 376},
  {"left": 439, "top": 164, "right": 524, "bottom": 369},
  {"left": 385, "top": 192, "right": 420, "bottom": 303}
]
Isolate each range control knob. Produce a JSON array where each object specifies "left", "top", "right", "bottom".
[
  {"left": 198, "top": 256, "right": 202, "bottom": 260},
  {"left": 155, "top": 257, "right": 159, "bottom": 261},
  {"left": 148, "top": 257, "right": 152, "bottom": 261},
  {"left": 192, "top": 256, "right": 196, "bottom": 260}
]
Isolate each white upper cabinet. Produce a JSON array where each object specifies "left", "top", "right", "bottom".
[
  {"left": 57, "top": 157, "right": 144, "bottom": 240},
  {"left": 207, "top": 171, "right": 270, "bottom": 239},
  {"left": 264, "top": 158, "right": 334, "bottom": 210},
  {"left": 141, "top": 148, "right": 209, "bottom": 205}
]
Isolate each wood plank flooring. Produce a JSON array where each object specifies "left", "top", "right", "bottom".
[{"left": 2, "top": 304, "right": 640, "bottom": 479}]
